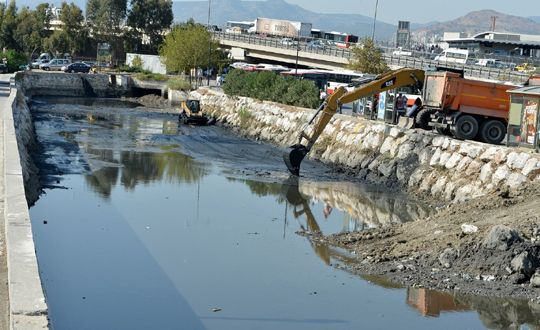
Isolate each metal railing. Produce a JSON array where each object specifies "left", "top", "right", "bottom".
[{"left": 213, "top": 31, "right": 530, "bottom": 83}]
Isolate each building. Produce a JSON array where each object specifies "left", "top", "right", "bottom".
[
  {"left": 396, "top": 21, "right": 411, "bottom": 49},
  {"left": 507, "top": 76, "right": 540, "bottom": 149},
  {"left": 444, "top": 31, "right": 540, "bottom": 58}
]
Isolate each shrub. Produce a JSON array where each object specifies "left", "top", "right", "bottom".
[
  {"left": 118, "top": 65, "right": 143, "bottom": 73},
  {"left": 134, "top": 72, "right": 168, "bottom": 81},
  {"left": 284, "top": 79, "right": 320, "bottom": 109},
  {"left": 132, "top": 55, "right": 143, "bottom": 69},
  {"left": 167, "top": 76, "right": 191, "bottom": 91},
  {"left": 0, "top": 50, "right": 27, "bottom": 73},
  {"left": 223, "top": 69, "right": 319, "bottom": 108}
]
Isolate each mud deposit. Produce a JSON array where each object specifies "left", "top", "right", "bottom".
[{"left": 27, "top": 97, "right": 540, "bottom": 329}]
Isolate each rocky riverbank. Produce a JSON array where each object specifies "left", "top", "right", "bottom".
[
  {"left": 194, "top": 88, "right": 540, "bottom": 203},
  {"left": 308, "top": 183, "right": 540, "bottom": 300}
]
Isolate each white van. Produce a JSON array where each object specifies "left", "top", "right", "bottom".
[
  {"left": 475, "top": 58, "right": 499, "bottom": 67},
  {"left": 434, "top": 48, "right": 469, "bottom": 64}
]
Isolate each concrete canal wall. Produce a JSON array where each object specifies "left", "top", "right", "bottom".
[
  {"left": 194, "top": 88, "right": 540, "bottom": 202},
  {"left": 2, "top": 82, "right": 48, "bottom": 328},
  {"left": 18, "top": 71, "right": 127, "bottom": 98}
]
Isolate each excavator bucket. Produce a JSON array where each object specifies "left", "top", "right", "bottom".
[{"left": 284, "top": 144, "right": 308, "bottom": 176}]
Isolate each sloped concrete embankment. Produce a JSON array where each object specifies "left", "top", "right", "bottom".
[
  {"left": 12, "top": 89, "right": 40, "bottom": 205},
  {"left": 195, "top": 89, "right": 540, "bottom": 202},
  {"left": 3, "top": 84, "right": 48, "bottom": 328}
]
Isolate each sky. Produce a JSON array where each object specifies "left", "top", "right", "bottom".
[{"left": 174, "top": 0, "right": 540, "bottom": 24}]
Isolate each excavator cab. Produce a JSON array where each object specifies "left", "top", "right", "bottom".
[{"left": 179, "top": 99, "right": 212, "bottom": 125}]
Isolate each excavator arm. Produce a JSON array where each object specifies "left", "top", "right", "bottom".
[{"left": 284, "top": 68, "right": 425, "bottom": 176}]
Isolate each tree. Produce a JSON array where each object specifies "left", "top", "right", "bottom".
[
  {"left": 86, "top": 0, "right": 127, "bottom": 59},
  {"left": 59, "top": 2, "right": 88, "bottom": 55},
  {"left": 13, "top": 7, "right": 41, "bottom": 59},
  {"left": 1, "top": 1, "right": 18, "bottom": 50},
  {"left": 348, "top": 38, "right": 389, "bottom": 74},
  {"left": 160, "top": 23, "right": 220, "bottom": 75},
  {"left": 126, "top": 0, "right": 173, "bottom": 54},
  {"left": 34, "top": 3, "right": 53, "bottom": 33},
  {"left": 44, "top": 30, "right": 71, "bottom": 56}
]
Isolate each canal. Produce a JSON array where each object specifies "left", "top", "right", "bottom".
[{"left": 28, "top": 98, "right": 537, "bottom": 329}]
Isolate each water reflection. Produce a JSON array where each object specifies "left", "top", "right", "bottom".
[
  {"left": 229, "top": 176, "right": 429, "bottom": 235},
  {"left": 406, "top": 288, "right": 540, "bottom": 329},
  {"left": 83, "top": 148, "right": 209, "bottom": 198},
  {"left": 298, "top": 181, "right": 429, "bottom": 229},
  {"left": 407, "top": 288, "right": 470, "bottom": 317},
  {"left": 32, "top": 96, "right": 142, "bottom": 108},
  {"left": 283, "top": 177, "right": 331, "bottom": 265}
]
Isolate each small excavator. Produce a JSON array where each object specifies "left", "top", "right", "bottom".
[
  {"left": 179, "top": 99, "right": 214, "bottom": 125},
  {"left": 284, "top": 68, "right": 425, "bottom": 176}
]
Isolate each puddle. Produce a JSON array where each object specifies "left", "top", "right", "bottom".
[{"left": 28, "top": 99, "right": 540, "bottom": 329}]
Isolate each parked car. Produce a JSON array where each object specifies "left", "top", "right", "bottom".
[
  {"left": 40, "top": 58, "right": 71, "bottom": 71},
  {"left": 392, "top": 47, "right": 413, "bottom": 57},
  {"left": 31, "top": 59, "right": 49, "bottom": 69},
  {"left": 279, "top": 38, "right": 298, "bottom": 46},
  {"left": 307, "top": 40, "right": 326, "bottom": 49},
  {"left": 62, "top": 62, "right": 92, "bottom": 73}
]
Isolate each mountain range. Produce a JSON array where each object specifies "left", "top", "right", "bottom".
[
  {"left": 172, "top": 0, "right": 396, "bottom": 38},
  {"left": 11, "top": 0, "right": 540, "bottom": 40},
  {"left": 415, "top": 10, "right": 540, "bottom": 37}
]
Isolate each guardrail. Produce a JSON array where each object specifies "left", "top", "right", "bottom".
[{"left": 213, "top": 31, "right": 530, "bottom": 83}]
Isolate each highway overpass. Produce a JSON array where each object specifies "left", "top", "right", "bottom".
[{"left": 214, "top": 31, "right": 529, "bottom": 83}]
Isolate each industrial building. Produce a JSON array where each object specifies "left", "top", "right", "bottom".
[{"left": 443, "top": 31, "right": 540, "bottom": 58}]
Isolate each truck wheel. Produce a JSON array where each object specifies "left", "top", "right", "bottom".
[
  {"left": 479, "top": 120, "right": 506, "bottom": 145},
  {"left": 414, "top": 108, "right": 433, "bottom": 130},
  {"left": 454, "top": 115, "right": 479, "bottom": 140},
  {"left": 436, "top": 127, "right": 451, "bottom": 136}
]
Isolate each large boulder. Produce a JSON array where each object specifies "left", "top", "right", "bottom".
[
  {"left": 511, "top": 252, "right": 535, "bottom": 277},
  {"left": 439, "top": 248, "right": 458, "bottom": 268},
  {"left": 482, "top": 225, "right": 522, "bottom": 251}
]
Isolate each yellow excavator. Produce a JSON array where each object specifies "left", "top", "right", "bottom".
[
  {"left": 179, "top": 99, "right": 215, "bottom": 125},
  {"left": 284, "top": 68, "right": 425, "bottom": 176}
]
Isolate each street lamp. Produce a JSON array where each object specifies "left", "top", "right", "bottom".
[
  {"left": 371, "top": 0, "right": 379, "bottom": 41},
  {"left": 206, "top": 0, "right": 212, "bottom": 86}
]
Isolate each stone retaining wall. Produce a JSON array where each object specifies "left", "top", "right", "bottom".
[{"left": 194, "top": 89, "right": 540, "bottom": 202}]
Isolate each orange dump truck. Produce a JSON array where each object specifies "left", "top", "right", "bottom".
[{"left": 425, "top": 71, "right": 513, "bottom": 144}]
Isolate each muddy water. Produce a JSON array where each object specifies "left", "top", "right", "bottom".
[{"left": 28, "top": 98, "right": 536, "bottom": 329}]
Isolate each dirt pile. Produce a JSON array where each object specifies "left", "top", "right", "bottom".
[{"left": 316, "top": 183, "right": 540, "bottom": 299}]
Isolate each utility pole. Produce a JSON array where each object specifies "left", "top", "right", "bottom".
[
  {"left": 206, "top": 0, "right": 212, "bottom": 86},
  {"left": 295, "top": 45, "right": 300, "bottom": 76},
  {"left": 371, "top": 0, "right": 379, "bottom": 41}
]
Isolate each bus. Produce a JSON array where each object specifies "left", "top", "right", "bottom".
[
  {"left": 324, "top": 31, "right": 359, "bottom": 48},
  {"left": 281, "top": 69, "right": 328, "bottom": 90},
  {"left": 322, "top": 70, "right": 365, "bottom": 94},
  {"left": 282, "top": 69, "right": 366, "bottom": 95},
  {"left": 434, "top": 48, "right": 469, "bottom": 64}
]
